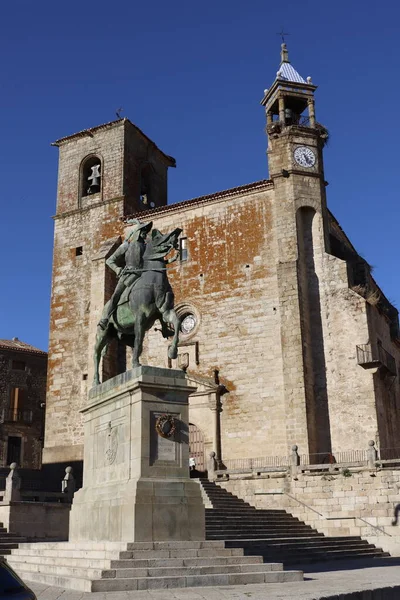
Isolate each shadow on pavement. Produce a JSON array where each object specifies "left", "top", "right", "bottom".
[{"left": 293, "top": 556, "right": 400, "bottom": 573}]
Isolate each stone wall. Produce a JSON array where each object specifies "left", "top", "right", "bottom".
[
  {"left": 218, "top": 470, "right": 400, "bottom": 554},
  {"left": 136, "top": 183, "right": 293, "bottom": 459},
  {"left": 44, "top": 120, "right": 175, "bottom": 466},
  {"left": 0, "top": 502, "right": 70, "bottom": 540},
  {"left": 43, "top": 200, "right": 123, "bottom": 465},
  {"left": 0, "top": 348, "right": 47, "bottom": 469},
  {"left": 44, "top": 116, "right": 400, "bottom": 469}
]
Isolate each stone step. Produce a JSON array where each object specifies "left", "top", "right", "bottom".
[
  {"left": 207, "top": 532, "right": 322, "bottom": 539},
  {"left": 260, "top": 549, "right": 391, "bottom": 565},
  {"left": 232, "top": 540, "right": 372, "bottom": 551},
  {"left": 16, "top": 540, "right": 225, "bottom": 551},
  {"left": 92, "top": 569, "right": 304, "bottom": 592},
  {"left": 207, "top": 515, "right": 301, "bottom": 520},
  {"left": 224, "top": 536, "right": 371, "bottom": 546},
  {"left": 8, "top": 554, "right": 111, "bottom": 569},
  {"left": 201, "top": 479, "right": 390, "bottom": 566},
  {"left": 206, "top": 530, "right": 316, "bottom": 536},
  {"left": 244, "top": 543, "right": 383, "bottom": 555},
  {"left": 205, "top": 502, "right": 251, "bottom": 506},
  {"left": 18, "top": 568, "right": 303, "bottom": 592},
  {"left": 206, "top": 509, "right": 290, "bottom": 515},
  {"left": 246, "top": 546, "right": 389, "bottom": 558},
  {"left": 9, "top": 558, "right": 282, "bottom": 580},
  {"left": 11, "top": 546, "right": 245, "bottom": 560},
  {"left": 206, "top": 524, "right": 314, "bottom": 530},
  {"left": 8, "top": 553, "right": 265, "bottom": 570},
  {"left": 110, "top": 556, "right": 268, "bottom": 569},
  {"left": 108, "top": 562, "right": 282, "bottom": 578},
  {"left": 7, "top": 561, "right": 105, "bottom": 580},
  {"left": 204, "top": 497, "right": 249, "bottom": 502}
]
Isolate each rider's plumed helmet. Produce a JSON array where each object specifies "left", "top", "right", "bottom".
[{"left": 125, "top": 219, "right": 153, "bottom": 242}]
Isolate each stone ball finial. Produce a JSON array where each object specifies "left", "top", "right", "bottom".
[
  {"left": 291, "top": 445, "right": 298, "bottom": 452},
  {"left": 264, "top": 88, "right": 268, "bottom": 94},
  {"left": 65, "top": 466, "right": 73, "bottom": 474},
  {"left": 368, "top": 440, "right": 375, "bottom": 447},
  {"left": 307, "top": 76, "right": 312, "bottom": 83},
  {"left": 9, "top": 462, "right": 17, "bottom": 470}
]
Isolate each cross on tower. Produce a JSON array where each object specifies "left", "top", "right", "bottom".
[{"left": 277, "top": 28, "right": 289, "bottom": 43}]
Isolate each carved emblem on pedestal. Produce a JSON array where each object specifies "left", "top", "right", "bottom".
[
  {"left": 155, "top": 414, "right": 176, "bottom": 439},
  {"left": 105, "top": 422, "right": 118, "bottom": 464}
]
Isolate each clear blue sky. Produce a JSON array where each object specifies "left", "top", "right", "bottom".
[{"left": 1, "top": 0, "right": 399, "bottom": 351}]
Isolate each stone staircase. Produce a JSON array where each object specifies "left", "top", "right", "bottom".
[
  {"left": 0, "top": 522, "right": 27, "bottom": 556},
  {"left": 7, "top": 541, "right": 303, "bottom": 592},
  {"left": 201, "top": 480, "right": 390, "bottom": 565}
]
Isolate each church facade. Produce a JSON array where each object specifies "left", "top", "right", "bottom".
[{"left": 43, "top": 45, "right": 400, "bottom": 473}]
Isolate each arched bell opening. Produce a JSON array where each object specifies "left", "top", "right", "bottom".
[{"left": 80, "top": 155, "right": 102, "bottom": 201}]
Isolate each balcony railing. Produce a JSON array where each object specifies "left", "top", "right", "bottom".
[
  {"left": 356, "top": 343, "right": 396, "bottom": 376},
  {"left": 212, "top": 443, "right": 400, "bottom": 481},
  {"left": 0, "top": 409, "right": 33, "bottom": 424}
]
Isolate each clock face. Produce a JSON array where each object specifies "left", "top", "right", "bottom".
[
  {"left": 294, "top": 146, "right": 316, "bottom": 168},
  {"left": 181, "top": 314, "right": 196, "bottom": 335}
]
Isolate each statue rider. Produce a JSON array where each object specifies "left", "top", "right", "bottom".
[{"left": 98, "top": 219, "right": 153, "bottom": 330}]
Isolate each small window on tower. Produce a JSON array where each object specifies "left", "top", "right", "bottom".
[
  {"left": 81, "top": 156, "right": 102, "bottom": 198},
  {"left": 179, "top": 237, "right": 188, "bottom": 261},
  {"left": 75, "top": 246, "right": 83, "bottom": 256},
  {"left": 11, "top": 360, "right": 25, "bottom": 371}
]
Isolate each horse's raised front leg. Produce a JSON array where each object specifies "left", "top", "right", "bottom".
[
  {"left": 93, "top": 326, "right": 110, "bottom": 386},
  {"left": 161, "top": 308, "right": 181, "bottom": 360}
]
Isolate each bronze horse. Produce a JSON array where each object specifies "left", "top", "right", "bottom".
[{"left": 93, "top": 228, "right": 182, "bottom": 385}]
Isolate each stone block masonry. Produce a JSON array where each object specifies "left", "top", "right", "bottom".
[
  {"left": 218, "top": 468, "right": 400, "bottom": 556},
  {"left": 44, "top": 107, "right": 400, "bottom": 471},
  {"left": 44, "top": 119, "right": 175, "bottom": 467}
]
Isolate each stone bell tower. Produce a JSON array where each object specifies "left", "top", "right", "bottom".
[
  {"left": 43, "top": 119, "right": 175, "bottom": 471},
  {"left": 262, "top": 45, "right": 332, "bottom": 457}
]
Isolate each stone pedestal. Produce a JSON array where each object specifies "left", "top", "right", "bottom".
[{"left": 69, "top": 366, "right": 205, "bottom": 542}]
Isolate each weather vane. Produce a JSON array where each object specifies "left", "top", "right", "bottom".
[
  {"left": 277, "top": 28, "right": 289, "bottom": 43},
  {"left": 116, "top": 107, "right": 124, "bottom": 119}
]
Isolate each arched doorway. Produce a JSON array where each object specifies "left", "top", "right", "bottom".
[{"left": 189, "top": 423, "right": 205, "bottom": 472}]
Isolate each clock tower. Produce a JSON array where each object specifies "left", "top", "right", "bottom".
[{"left": 262, "top": 45, "right": 333, "bottom": 457}]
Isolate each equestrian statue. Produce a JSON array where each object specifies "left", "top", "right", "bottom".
[{"left": 93, "top": 219, "right": 182, "bottom": 386}]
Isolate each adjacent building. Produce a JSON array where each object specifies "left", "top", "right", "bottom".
[
  {"left": 43, "top": 44, "right": 400, "bottom": 474},
  {"left": 0, "top": 338, "right": 47, "bottom": 468}
]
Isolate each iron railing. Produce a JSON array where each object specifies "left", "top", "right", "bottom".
[
  {"left": 356, "top": 343, "right": 396, "bottom": 376},
  {"left": 378, "top": 345, "right": 397, "bottom": 376},
  {"left": 300, "top": 449, "right": 368, "bottom": 465},
  {"left": 222, "top": 456, "right": 290, "bottom": 471},
  {"left": 216, "top": 446, "right": 400, "bottom": 478}
]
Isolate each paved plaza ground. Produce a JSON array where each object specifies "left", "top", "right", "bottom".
[{"left": 28, "top": 558, "right": 400, "bottom": 600}]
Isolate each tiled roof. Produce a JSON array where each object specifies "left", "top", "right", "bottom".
[
  {"left": 0, "top": 339, "right": 47, "bottom": 356},
  {"left": 123, "top": 179, "right": 272, "bottom": 221},
  {"left": 52, "top": 118, "right": 176, "bottom": 166},
  {"left": 277, "top": 62, "right": 306, "bottom": 84},
  {"left": 52, "top": 119, "right": 125, "bottom": 145}
]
